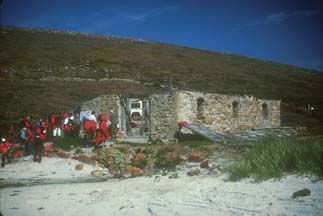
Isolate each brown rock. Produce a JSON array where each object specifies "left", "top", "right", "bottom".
[
  {"left": 75, "top": 164, "right": 84, "bottom": 171},
  {"left": 56, "top": 151, "right": 70, "bottom": 158},
  {"left": 176, "top": 154, "right": 187, "bottom": 162},
  {"left": 78, "top": 155, "right": 95, "bottom": 164},
  {"left": 189, "top": 151, "right": 203, "bottom": 162},
  {"left": 136, "top": 146, "right": 146, "bottom": 153},
  {"left": 200, "top": 160, "right": 209, "bottom": 169},
  {"left": 127, "top": 165, "right": 144, "bottom": 177},
  {"left": 109, "top": 164, "right": 120, "bottom": 175},
  {"left": 134, "top": 153, "right": 145, "bottom": 161}
]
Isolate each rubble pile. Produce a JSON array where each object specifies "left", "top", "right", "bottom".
[{"left": 73, "top": 144, "right": 217, "bottom": 179}]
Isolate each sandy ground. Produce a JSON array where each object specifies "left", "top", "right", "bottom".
[{"left": 0, "top": 157, "right": 323, "bottom": 216}]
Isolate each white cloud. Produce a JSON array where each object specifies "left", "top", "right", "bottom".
[{"left": 242, "top": 9, "right": 319, "bottom": 27}]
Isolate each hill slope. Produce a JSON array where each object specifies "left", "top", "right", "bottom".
[{"left": 0, "top": 26, "right": 323, "bottom": 128}]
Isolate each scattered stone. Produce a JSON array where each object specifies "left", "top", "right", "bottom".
[
  {"left": 108, "top": 165, "right": 120, "bottom": 175},
  {"left": 127, "top": 165, "right": 144, "bottom": 177},
  {"left": 73, "top": 155, "right": 95, "bottom": 165},
  {"left": 91, "top": 169, "right": 113, "bottom": 179},
  {"left": 176, "top": 154, "right": 187, "bottom": 162},
  {"left": 208, "top": 168, "right": 218, "bottom": 175},
  {"left": 168, "top": 173, "right": 178, "bottom": 179},
  {"left": 292, "top": 188, "right": 311, "bottom": 198},
  {"left": 75, "top": 164, "right": 84, "bottom": 171},
  {"left": 123, "top": 172, "right": 132, "bottom": 179},
  {"left": 134, "top": 152, "right": 145, "bottom": 161},
  {"left": 56, "top": 151, "right": 70, "bottom": 158},
  {"left": 189, "top": 151, "right": 203, "bottom": 162},
  {"left": 135, "top": 146, "right": 146, "bottom": 153},
  {"left": 162, "top": 169, "right": 168, "bottom": 176},
  {"left": 200, "top": 160, "right": 209, "bottom": 169},
  {"left": 187, "top": 168, "right": 201, "bottom": 176}
]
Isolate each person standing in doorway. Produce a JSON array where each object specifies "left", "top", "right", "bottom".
[{"left": 109, "top": 110, "right": 118, "bottom": 139}]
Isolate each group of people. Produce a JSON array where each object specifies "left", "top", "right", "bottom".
[
  {"left": 83, "top": 110, "right": 118, "bottom": 147},
  {"left": 0, "top": 110, "right": 118, "bottom": 167},
  {"left": 1, "top": 115, "right": 49, "bottom": 167}
]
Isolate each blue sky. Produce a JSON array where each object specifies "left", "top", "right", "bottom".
[{"left": 1, "top": 0, "right": 322, "bottom": 71}]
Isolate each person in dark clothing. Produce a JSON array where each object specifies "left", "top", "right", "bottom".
[
  {"left": 33, "top": 135, "right": 43, "bottom": 163},
  {"left": 109, "top": 110, "right": 118, "bottom": 139},
  {"left": 18, "top": 116, "right": 25, "bottom": 129},
  {"left": 73, "top": 113, "right": 81, "bottom": 137}
]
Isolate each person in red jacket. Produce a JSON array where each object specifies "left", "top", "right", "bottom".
[
  {"left": 24, "top": 116, "right": 33, "bottom": 130},
  {"left": 83, "top": 119, "right": 96, "bottom": 140},
  {"left": 0, "top": 138, "right": 14, "bottom": 167},
  {"left": 35, "top": 124, "right": 47, "bottom": 141},
  {"left": 95, "top": 114, "right": 109, "bottom": 147},
  {"left": 50, "top": 113, "right": 62, "bottom": 137},
  {"left": 41, "top": 118, "right": 49, "bottom": 131}
]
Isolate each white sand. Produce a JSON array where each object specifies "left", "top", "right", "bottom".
[
  {"left": 0, "top": 156, "right": 97, "bottom": 181},
  {"left": 1, "top": 157, "right": 323, "bottom": 216}
]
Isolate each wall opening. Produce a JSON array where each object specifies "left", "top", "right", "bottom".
[
  {"left": 197, "top": 97, "right": 205, "bottom": 119},
  {"left": 262, "top": 103, "right": 268, "bottom": 119},
  {"left": 232, "top": 101, "right": 239, "bottom": 118}
]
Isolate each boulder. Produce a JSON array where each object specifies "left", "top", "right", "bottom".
[
  {"left": 176, "top": 154, "right": 187, "bottom": 162},
  {"left": 189, "top": 151, "right": 203, "bottom": 162},
  {"left": 75, "top": 164, "right": 84, "bottom": 171},
  {"left": 76, "top": 155, "right": 95, "bottom": 164},
  {"left": 108, "top": 164, "right": 120, "bottom": 175},
  {"left": 292, "top": 188, "right": 311, "bottom": 198},
  {"left": 187, "top": 168, "right": 201, "bottom": 176},
  {"left": 200, "top": 160, "right": 209, "bottom": 169},
  {"left": 127, "top": 165, "right": 144, "bottom": 177},
  {"left": 134, "top": 153, "right": 145, "bottom": 161}
]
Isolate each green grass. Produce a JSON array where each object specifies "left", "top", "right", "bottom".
[
  {"left": 115, "top": 140, "right": 152, "bottom": 146},
  {"left": 1, "top": 26, "right": 323, "bottom": 134},
  {"left": 52, "top": 136, "right": 82, "bottom": 151},
  {"left": 226, "top": 136, "right": 323, "bottom": 181}
]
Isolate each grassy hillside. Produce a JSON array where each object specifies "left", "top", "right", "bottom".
[{"left": 0, "top": 26, "right": 323, "bottom": 131}]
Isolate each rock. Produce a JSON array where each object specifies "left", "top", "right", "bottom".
[
  {"left": 162, "top": 169, "right": 168, "bottom": 176},
  {"left": 108, "top": 165, "right": 120, "bottom": 175},
  {"left": 123, "top": 172, "right": 132, "bottom": 179},
  {"left": 75, "top": 164, "right": 84, "bottom": 171},
  {"left": 56, "top": 151, "right": 70, "bottom": 158},
  {"left": 208, "top": 168, "right": 218, "bottom": 175},
  {"left": 189, "top": 151, "right": 203, "bottom": 162},
  {"left": 292, "top": 188, "right": 311, "bottom": 198},
  {"left": 168, "top": 173, "right": 178, "bottom": 179},
  {"left": 127, "top": 165, "right": 144, "bottom": 177},
  {"left": 76, "top": 155, "right": 95, "bottom": 164},
  {"left": 135, "top": 146, "right": 146, "bottom": 153},
  {"left": 200, "top": 160, "right": 209, "bottom": 169},
  {"left": 91, "top": 169, "right": 114, "bottom": 179},
  {"left": 176, "top": 154, "right": 187, "bottom": 162},
  {"left": 187, "top": 168, "right": 201, "bottom": 176},
  {"left": 134, "top": 153, "right": 145, "bottom": 161}
]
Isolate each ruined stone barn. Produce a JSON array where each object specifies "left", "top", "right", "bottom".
[{"left": 80, "top": 91, "right": 280, "bottom": 142}]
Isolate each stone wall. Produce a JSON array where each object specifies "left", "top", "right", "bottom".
[
  {"left": 149, "top": 92, "right": 178, "bottom": 143},
  {"left": 176, "top": 91, "right": 280, "bottom": 132},
  {"left": 80, "top": 90, "right": 280, "bottom": 142},
  {"left": 81, "top": 94, "right": 121, "bottom": 124}
]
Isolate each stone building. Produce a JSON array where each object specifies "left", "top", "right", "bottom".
[{"left": 80, "top": 90, "right": 280, "bottom": 143}]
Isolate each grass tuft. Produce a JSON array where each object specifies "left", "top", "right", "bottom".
[
  {"left": 226, "top": 136, "right": 323, "bottom": 181},
  {"left": 52, "top": 136, "right": 82, "bottom": 151}
]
